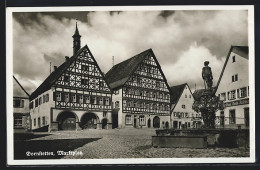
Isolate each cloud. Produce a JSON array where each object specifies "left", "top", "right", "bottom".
[
  {"left": 162, "top": 43, "right": 225, "bottom": 91},
  {"left": 12, "top": 10, "right": 248, "bottom": 94}
]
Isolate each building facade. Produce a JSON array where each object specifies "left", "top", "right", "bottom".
[
  {"left": 215, "top": 46, "right": 249, "bottom": 129},
  {"left": 30, "top": 24, "right": 113, "bottom": 131},
  {"left": 105, "top": 49, "right": 171, "bottom": 129},
  {"left": 13, "top": 76, "right": 30, "bottom": 132},
  {"left": 170, "top": 83, "right": 201, "bottom": 129}
]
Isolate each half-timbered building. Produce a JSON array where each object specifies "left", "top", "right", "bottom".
[
  {"left": 30, "top": 24, "right": 112, "bottom": 131},
  {"left": 105, "top": 49, "right": 171, "bottom": 129}
]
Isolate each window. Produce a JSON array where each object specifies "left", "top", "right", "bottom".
[
  {"left": 228, "top": 90, "right": 236, "bottom": 100},
  {"left": 114, "top": 90, "right": 119, "bottom": 95},
  {"left": 63, "top": 75, "right": 70, "bottom": 82},
  {"left": 139, "top": 115, "right": 145, "bottom": 126},
  {"left": 185, "top": 95, "right": 187, "bottom": 98},
  {"left": 39, "top": 97, "right": 42, "bottom": 105},
  {"left": 123, "top": 100, "right": 127, "bottom": 107},
  {"left": 35, "top": 98, "right": 38, "bottom": 107},
  {"left": 182, "top": 105, "right": 186, "bottom": 109},
  {"left": 98, "top": 97, "right": 103, "bottom": 105},
  {"left": 105, "top": 98, "right": 110, "bottom": 105},
  {"left": 185, "top": 113, "right": 188, "bottom": 117},
  {"left": 232, "top": 56, "right": 236, "bottom": 62},
  {"left": 82, "top": 65, "right": 89, "bottom": 71},
  {"left": 85, "top": 95, "right": 90, "bottom": 103},
  {"left": 91, "top": 96, "right": 97, "bottom": 104},
  {"left": 43, "top": 95, "right": 46, "bottom": 103},
  {"left": 79, "top": 95, "right": 83, "bottom": 104},
  {"left": 34, "top": 118, "right": 36, "bottom": 126},
  {"left": 81, "top": 79, "right": 88, "bottom": 85},
  {"left": 42, "top": 116, "right": 46, "bottom": 126},
  {"left": 13, "top": 99, "right": 24, "bottom": 108},
  {"left": 189, "top": 95, "right": 191, "bottom": 98},
  {"left": 46, "top": 94, "right": 49, "bottom": 102},
  {"left": 64, "top": 93, "right": 69, "bottom": 102},
  {"left": 56, "top": 92, "right": 61, "bottom": 101},
  {"left": 100, "top": 81, "right": 104, "bottom": 88},
  {"left": 230, "top": 110, "right": 236, "bottom": 124},
  {"left": 14, "top": 117, "right": 23, "bottom": 128},
  {"left": 38, "top": 117, "right": 41, "bottom": 127},
  {"left": 115, "top": 101, "right": 120, "bottom": 108},
  {"left": 220, "top": 93, "right": 226, "bottom": 101},
  {"left": 156, "top": 81, "right": 160, "bottom": 88},
  {"left": 240, "top": 87, "right": 247, "bottom": 98},
  {"left": 125, "top": 115, "right": 132, "bottom": 125},
  {"left": 232, "top": 74, "right": 238, "bottom": 82}
]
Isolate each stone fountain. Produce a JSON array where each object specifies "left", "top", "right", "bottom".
[{"left": 152, "top": 61, "right": 249, "bottom": 149}]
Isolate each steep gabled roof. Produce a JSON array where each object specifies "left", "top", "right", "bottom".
[
  {"left": 232, "top": 46, "right": 248, "bottom": 60},
  {"left": 13, "top": 76, "right": 29, "bottom": 98},
  {"left": 214, "top": 45, "right": 248, "bottom": 94},
  {"left": 105, "top": 49, "right": 150, "bottom": 90},
  {"left": 30, "top": 44, "right": 110, "bottom": 100},
  {"left": 105, "top": 48, "right": 171, "bottom": 92},
  {"left": 170, "top": 83, "right": 186, "bottom": 104}
]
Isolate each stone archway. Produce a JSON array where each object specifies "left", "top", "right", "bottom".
[
  {"left": 57, "top": 111, "right": 78, "bottom": 131},
  {"left": 80, "top": 112, "right": 99, "bottom": 129},
  {"left": 101, "top": 118, "right": 108, "bottom": 129},
  {"left": 153, "top": 116, "right": 160, "bottom": 128}
]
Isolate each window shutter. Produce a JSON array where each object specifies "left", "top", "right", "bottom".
[
  {"left": 103, "top": 98, "right": 106, "bottom": 105},
  {"left": 20, "top": 100, "right": 24, "bottom": 107},
  {"left": 90, "top": 96, "right": 94, "bottom": 104},
  {"left": 76, "top": 95, "right": 79, "bottom": 103},
  {"left": 53, "top": 92, "right": 56, "bottom": 101}
]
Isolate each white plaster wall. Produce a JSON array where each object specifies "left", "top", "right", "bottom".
[
  {"left": 216, "top": 52, "right": 249, "bottom": 127},
  {"left": 171, "top": 84, "right": 198, "bottom": 128},
  {"left": 30, "top": 89, "right": 55, "bottom": 130}
]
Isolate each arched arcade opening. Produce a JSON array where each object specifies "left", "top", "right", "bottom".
[
  {"left": 80, "top": 112, "right": 99, "bottom": 129},
  {"left": 57, "top": 111, "right": 78, "bottom": 131},
  {"left": 153, "top": 116, "right": 160, "bottom": 128}
]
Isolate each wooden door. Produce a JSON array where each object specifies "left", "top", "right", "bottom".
[{"left": 62, "top": 118, "right": 76, "bottom": 130}]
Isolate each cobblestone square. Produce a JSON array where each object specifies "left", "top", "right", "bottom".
[{"left": 15, "top": 128, "right": 250, "bottom": 159}]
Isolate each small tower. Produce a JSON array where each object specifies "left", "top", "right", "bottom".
[{"left": 72, "top": 22, "right": 81, "bottom": 55}]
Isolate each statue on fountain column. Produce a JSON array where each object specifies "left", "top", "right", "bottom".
[{"left": 202, "top": 61, "right": 213, "bottom": 91}]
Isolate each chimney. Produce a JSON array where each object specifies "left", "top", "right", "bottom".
[
  {"left": 54, "top": 66, "right": 57, "bottom": 71},
  {"left": 65, "top": 56, "right": 69, "bottom": 62}
]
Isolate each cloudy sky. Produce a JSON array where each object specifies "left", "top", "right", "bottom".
[{"left": 12, "top": 9, "right": 248, "bottom": 94}]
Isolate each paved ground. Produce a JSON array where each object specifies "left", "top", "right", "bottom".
[{"left": 14, "top": 128, "right": 249, "bottom": 159}]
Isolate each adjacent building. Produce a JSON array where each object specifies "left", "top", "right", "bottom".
[
  {"left": 215, "top": 46, "right": 249, "bottom": 129},
  {"left": 13, "top": 76, "right": 30, "bottom": 132},
  {"left": 105, "top": 49, "right": 171, "bottom": 129},
  {"left": 170, "top": 83, "right": 201, "bottom": 129},
  {"left": 29, "top": 24, "right": 113, "bottom": 131}
]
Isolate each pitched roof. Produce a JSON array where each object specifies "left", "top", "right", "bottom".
[
  {"left": 231, "top": 46, "right": 248, "bottom": 59},
  {"left": 214, "top": 45, "right": 248, "bottom": 94},
  {"left": 30, "top": 45, "right": 89, "bottom": 100},
  {"left": 105, "top": 49, "right": 153, "bottom": 90},
  {"left": 170, "top": 83, "right": 186, "bottom": 104},
  {"left": 13, "top": 76, "right": 29, "bottom": 98}
]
